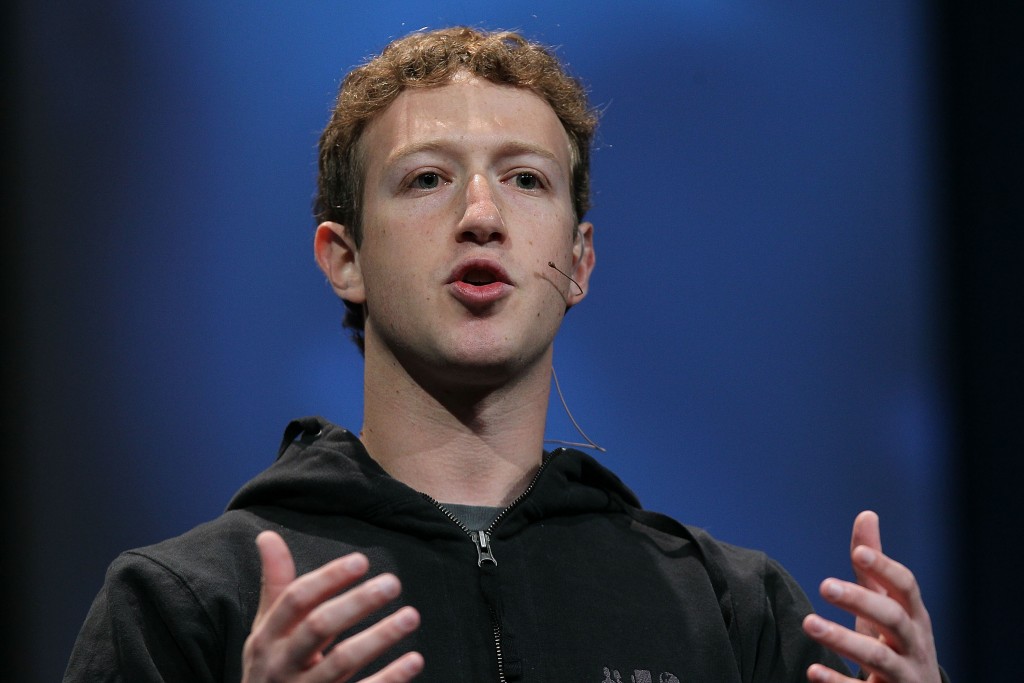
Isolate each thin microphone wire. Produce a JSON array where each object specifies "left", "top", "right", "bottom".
[
  {"left": 544, "top": 260, "right": 604, "bottom": 451},
  {"left": 547, "top": 262, "right": 584, "bottom": 295},
  {"left": 544, "top": 365, "right": 607, "bottom": 452}
]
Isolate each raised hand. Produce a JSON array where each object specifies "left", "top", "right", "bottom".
[
  {"left": 802, "top": 511, "right": 941, "bottom": 683},
  {"left": 242, "top": 531, "right": 423, "bottom": 682}
]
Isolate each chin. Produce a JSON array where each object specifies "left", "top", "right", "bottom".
[
  {"left": 440, "top": 345, "right": 521, "bottom": 381},
  {"left": 371, "top": 320, "right": 556, "bottom": 388},
  {"left": 417, "top": 335, "right": 535, "bottom": 386}
]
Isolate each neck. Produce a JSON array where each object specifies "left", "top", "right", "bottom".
[{"left": 359, "top": 344, "right": 553, "bottom": 507}]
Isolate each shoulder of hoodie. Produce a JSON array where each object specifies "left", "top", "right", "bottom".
[
  {"left": 629, "top": 504, "right": 770, "bottom": 566},
  {"left": 619, "top": 504, "right": 797, "bottom": 613},
  {"left": 551, "top": 447, "right": 779, "bottom": 591},
  {"left": 102, "top": 508, "right": 268, "bottom": 601}
]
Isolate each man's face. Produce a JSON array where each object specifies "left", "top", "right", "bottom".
[{"left": 328, "top": 75, "right": 594, "bottom": 387}]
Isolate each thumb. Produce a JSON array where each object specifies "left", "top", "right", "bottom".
[{"left": 255, "top": 530, "right": 295, "bottom": 620}]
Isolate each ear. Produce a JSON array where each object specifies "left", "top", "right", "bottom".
[
  {"left": 314, "top": 221, "right": 365, "bottom": 304},
  {"left": 568, "top": 221, "right": 596, "bottom": 307}
]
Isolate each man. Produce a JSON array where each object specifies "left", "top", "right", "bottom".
[{"left": 65, "top": 27, "right": 944, "bottom": 683}]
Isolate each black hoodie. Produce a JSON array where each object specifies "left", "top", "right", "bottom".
[{"left": 64, "top": 417, "right": 850, "bottom": 682}]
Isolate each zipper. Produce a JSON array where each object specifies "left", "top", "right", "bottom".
[
  {"left": 489, "top": 605, "right": 507, "bottom": 683},
  {"left": 482, "top": 452, "right": 554, "bottom": 537},
  {"left": 471, "top": 530, "right": 497, "bottom": 566},
  {"left": 422, "top": 451, "right": 554, "bottom": 565},
  {"left": 422, "top": 452, "right": 556, "bottom": 682}
]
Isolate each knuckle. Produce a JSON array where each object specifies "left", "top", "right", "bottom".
[
  {"left": 895, "top": 572, "right": 915, "bottom": 595},
  {"left": 280, "top": 584, "right": 311, "bottom": 612},
  {"left": 886, "top": 605, "right": 917, "bottom": 644},
  {"left": 324, "top": 642, "right": 359, "bottom": 676},
  {"left": 383, "top": 615, "right": 409, "bottom": 640},
  {"left": 304, "top": 608, "right": 336, "bottom": 640},
  {"left": 242, "top": 634, "right": 285, "bottom": 682},
  {"left": 243, "top": 631, "right": 268, "bottom": 660},
  {"left": 861, "top": 640, "right": 896, "bottom": 671},
  {"left": 871, "top": 598, "right": 897, "bottom": 625},
  {"left": 887, "top": 558, "right": 917, "bottom": 593},
  {"left": 891, "top": 605, "right": 911, "bottom": 631}
]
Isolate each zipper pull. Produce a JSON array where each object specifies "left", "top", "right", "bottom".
[{"left": 471, "top": 530, "right": 497, "bottom": 567}]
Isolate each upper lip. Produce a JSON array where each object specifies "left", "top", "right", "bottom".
[{"left": 447, "top": 258, "right": 514, "bottom": 287}]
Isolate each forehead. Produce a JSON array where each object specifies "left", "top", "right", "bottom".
[{"left": 360, "top": 76, "right": 572, "bottom": 172}]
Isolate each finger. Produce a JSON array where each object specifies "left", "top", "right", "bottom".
[
  {"left": 314, "top": 606, "right": 422, "bottom": 683},
  {"left": 851, "top": 545, "right": 929, "bottom": 622},
  {"left": 260, "top": 551, "right": 371, "bottom": 640},
  {"left": 830, "top": 554, "right": 942, "bottom": 683},
  {"left": 358, "top": 651, "right": 424, "bottom": 683},
  {"left": 805, "top": 662, "right": 858, "bottom": 683},
  {"left": 803, "top": 614, "right": 910, "bottom": 681},
  {"left": 850, "top": 511, "right": 883, "bottom": 593},
  {"left": 287, "top": 572, "right": 404, "bottom": 661},
  {"left": 256, "top": 531, "right": 296, "bottom": 621},
  {"left": 818, "top": 578, "right": 914, "bottom": 653}
]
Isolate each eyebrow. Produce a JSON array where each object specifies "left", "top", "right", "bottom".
[{"left": 385, "top": 139, "right": 564, "bottom": 167}]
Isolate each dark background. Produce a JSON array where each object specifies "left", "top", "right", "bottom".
[{"left": 3, "top": 2, "right": 1021, "bottom": 681}]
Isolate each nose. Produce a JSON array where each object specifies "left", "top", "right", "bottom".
[{"left": 457, "top": 174, "right": 506, "bottom": 245}]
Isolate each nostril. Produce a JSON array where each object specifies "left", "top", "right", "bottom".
[{"left": 457, "top": 226, "right": 505, "bottom": 244}]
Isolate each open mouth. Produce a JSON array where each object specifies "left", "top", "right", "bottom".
[
  {"left": 448, "top": 259, "right": 513, "bottom": 305},
  {"left": 448, "top": 259, "right": 512, "bottom": 287},
  {"left": 461, "top": 269, "right": 498, "bottom": 286}
]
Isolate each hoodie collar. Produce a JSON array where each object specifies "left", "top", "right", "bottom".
[{"left": 228, "top": 417, "right": 642, "bottom": 537}]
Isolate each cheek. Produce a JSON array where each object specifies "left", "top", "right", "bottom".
[
  {"left": 369, "top": 198, "right": 449, "bottom": 245},
  {"left": 506, "top": 195, "right": 573, "bottom": 244},
  {"left": 359, "top": 224, "right": 444, "bottom": 309},
  {"left": 526, "top": 218, "right": 577, "bottom": 265}
]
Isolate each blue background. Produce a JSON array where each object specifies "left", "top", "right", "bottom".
[{"left": 13, "top": 2, "right": 957, "bottom": 680}]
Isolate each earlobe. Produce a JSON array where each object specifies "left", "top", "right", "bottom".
[
  {"left": 568, "top": 221, "right": 596, "bottom": 306},
  {"left": 314, "top": 221, "right": 366, "bottom": 304}
]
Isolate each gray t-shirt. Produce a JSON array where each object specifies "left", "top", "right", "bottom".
[{"left": 441, "top": 503, "right": 502, "bottom": 531}]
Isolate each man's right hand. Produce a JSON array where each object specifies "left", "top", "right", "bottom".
[{"left": 242, "top": 531, "right": 423, "bottom": 682}]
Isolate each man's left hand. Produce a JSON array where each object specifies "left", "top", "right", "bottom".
[{"left": 801, "top": 510, "right": 942, "bottom": 683}]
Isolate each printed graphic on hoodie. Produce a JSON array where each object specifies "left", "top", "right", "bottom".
[{"left": 601, "top": 666, "right": 680, "bottom": 683}]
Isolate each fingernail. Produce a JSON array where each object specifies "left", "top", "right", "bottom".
[
  {"left": 341, "top": 553, "right": 367, "bottom": 571},
  {"left": 805, "top": 615, "right": 829, "bottom": 637},
  {"left": 856, "top": 547, "right": 876, "bottom": 567},
  {"left": 397, "top": 607, "right": 419, "bottom": 630},
  {"left": 403, "top": 652, "right": 424, "bottom": 673},
  {"left": 376, "top": 575, "right": 401, "bottom": 599},
  {"left": 824, "top": 580, "right": 843, "bottom": 600}
]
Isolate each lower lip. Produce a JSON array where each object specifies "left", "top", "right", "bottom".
[{"left": 448, "top": 281, "right": 512, "bottom": 306}]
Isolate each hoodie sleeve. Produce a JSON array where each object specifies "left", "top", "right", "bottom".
[
  {"left": 63, "top": 551, "right": 226, "bottom": 683},
  {"left": 748, "top": 555, "right": 851, "bottom": 681}
]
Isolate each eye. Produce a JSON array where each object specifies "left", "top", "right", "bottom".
[
  {"left": 514, "top": 172, "right": 541, "bottom": 190},
  {"left": 411, "top": 172, "right": 442, "bottom": 190}
]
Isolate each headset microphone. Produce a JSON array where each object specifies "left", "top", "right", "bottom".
[{"left": 547, "top": 262, "right": 584, "bottom": 296}]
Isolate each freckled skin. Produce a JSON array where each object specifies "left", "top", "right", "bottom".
[{"left": 352, "top": 77, "right": 593, "bottom": 390}]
